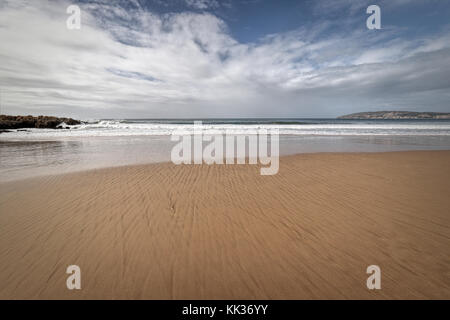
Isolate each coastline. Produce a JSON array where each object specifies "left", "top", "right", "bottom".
[
  {"left": 1, "top": 150, "right": 449, "bottom": 299},
  {"left": 2, "top": 133, "right": 450, "bottom": 183}
]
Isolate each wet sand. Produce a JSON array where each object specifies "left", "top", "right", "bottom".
[{"left": 0, "top": 151, "right": 449, "bottom": 299}]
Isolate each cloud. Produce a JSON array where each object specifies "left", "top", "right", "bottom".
[
  {"left": 0, "top": 0, "right": 449, "bottom": 118},
  {"left": 313, "top": 0, "right": 438, "bottom": 16},
  {"left": 185, "top": 0, "right": 219, "bottom": 10}
]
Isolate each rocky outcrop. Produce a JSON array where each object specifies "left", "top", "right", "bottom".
[
  {"left": 0, "top": 115, "right": 81, "bottom": 129},
  {"left": 338, "top": 111, "right": 450, "bottom": 120}
]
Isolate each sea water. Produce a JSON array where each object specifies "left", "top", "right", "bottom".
[{"left": 1, "top": 119, "right": 450, "bottom": 181}]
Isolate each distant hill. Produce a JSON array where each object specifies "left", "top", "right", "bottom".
[{"left": 338, "top": 111, "right": 450, "bottom": 120}]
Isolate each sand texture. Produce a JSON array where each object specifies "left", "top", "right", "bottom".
[{"left": 0, "top": 151, "right": 449, "bottom": 299}]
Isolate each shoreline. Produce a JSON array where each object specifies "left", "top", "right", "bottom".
[
  {"left": 1, "top": 150, "right": 449, "bottom": 299},
  {"left": 2, "top": 148, "right": 450, "bottom": 184}
]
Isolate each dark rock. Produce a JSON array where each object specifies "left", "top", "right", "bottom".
[{"left": 0, "top": 115, "right": 81, "bottom": 129}]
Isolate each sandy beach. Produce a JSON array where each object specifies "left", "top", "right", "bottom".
[{"left": 0, "top": 151, "right": 449, "bottom": 299}]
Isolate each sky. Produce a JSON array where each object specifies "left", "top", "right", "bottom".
[{"left": 0, "top": 0, "right": 449, "bottom": 119}]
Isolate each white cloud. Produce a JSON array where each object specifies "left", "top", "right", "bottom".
[
  {"left": 0, "top": 0, "right": 449, "bottom": 118},
  {"left": 313, "top": 0, "right": 438, "bottom": 15},
  {"left": 185, "top": 0, "right": 219, "bottom": 10}
]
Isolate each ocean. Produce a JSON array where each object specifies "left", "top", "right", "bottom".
[
  {"left": 1, "top": 118, "right": 450, "bottom": 181},
  {"left": 2, "top": 118, "right": 450, "bottom": 137}
]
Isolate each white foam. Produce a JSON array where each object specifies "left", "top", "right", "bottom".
[{"left": 1, "top": 121, "right": 450, "bottom": 139}]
